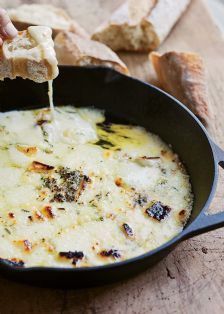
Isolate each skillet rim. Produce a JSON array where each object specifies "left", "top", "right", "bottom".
[{"left": 0, "top": 66, "right": 218, "bottom": 273}]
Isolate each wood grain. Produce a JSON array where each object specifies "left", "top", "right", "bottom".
[{"left": 0, "top": 0, "right": 224, "bottom": 313}]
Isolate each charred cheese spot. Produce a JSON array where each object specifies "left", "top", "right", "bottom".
[
  {"left": 145, "top": 202, "right": 171, "bottom": 221},
  {"left": 99, "top": 249, "right": 121, "bottom": 259},
  {"left": 122, "top": 223, "right": 134, "bottom": 239},
  {"left": 0, "top": 258, "right": 25, "bottom": 267},
  {"left": 59, "top": 251, "right": 84, "bottom": 266}
]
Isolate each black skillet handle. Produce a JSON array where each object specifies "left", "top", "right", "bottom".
[{"left": 182, "top": 142, "right": 224, "bottom": 240}]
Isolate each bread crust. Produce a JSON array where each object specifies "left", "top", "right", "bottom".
[
  {"left": 92, "top": 0, "right": 191, "bottom": 52},
  {"left": 54, "top": 31, "right": 129, "bottom": 75},
  {"left": 9, "top": 4, "right": 89, "bottom": 38},
  {"left": 150, "top": 51, "right": 211, "bottom": 126}
]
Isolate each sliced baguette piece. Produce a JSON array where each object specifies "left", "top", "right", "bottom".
[
  {"left": 8, "top": 4, "right": 88, "bottom": 38},
  {"left": 54, "top": 31, "right": 129, "bottom": 75},
  {"left": 0, "top": 26, "right": 59, "bottom": 83},
  {"left": 92, "top": 0, "right": 191, "bottom": 52},
  {"left": 150, "top": 51, "right": 211, "bottom": 126}
]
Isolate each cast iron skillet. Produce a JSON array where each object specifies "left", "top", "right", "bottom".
[{"left": 0, "top": 66, "right": 224, "bottom": 288}]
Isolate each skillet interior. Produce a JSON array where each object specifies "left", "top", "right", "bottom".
[{"left": 0, "top": 66, "right": 216, "bottom": 287}]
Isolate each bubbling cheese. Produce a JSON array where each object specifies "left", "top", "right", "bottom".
[{"left": 0, "top": 106, "right": 193, "bottom": 268}]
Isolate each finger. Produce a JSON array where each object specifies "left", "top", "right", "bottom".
[
  {"left": 3, "top": 22, "right": 18, "bottom": 38},
  {"left": 0, "top": 8, "right": 17, "bottom": 38},
  {"left": 0, "top": 36, "right": 3, "bottom": 46}
]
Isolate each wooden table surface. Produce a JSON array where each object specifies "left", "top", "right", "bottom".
[
  {"left": 0, "top": 0, "right": 224, "bottom": 313},
  {"left": 207, "top": 0, "right": 224, "bottom": 33}
]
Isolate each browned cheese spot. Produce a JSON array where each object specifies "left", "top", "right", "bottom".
[
  {"left": 42, "top": 205, "right": 55, "bottom": 218},
  {"left": 16, "top": 145, "right": 37, "bottom": 156},
  {"left": 115, "top": 177, "right": 123, "bottom": 187},
  {"left": 29, "top": 161, "right": 54, "bottom": 172},
  {"left": 23, "top": 239, "right": 32, "bottom": 251}
]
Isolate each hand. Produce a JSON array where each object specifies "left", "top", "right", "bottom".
[{"left": 0, "top": 8, "right": 17, "bottom": 45}]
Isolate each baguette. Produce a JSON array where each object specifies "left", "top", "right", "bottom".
[
  {"left": 8, "top": 4, "right": 88, "bottom": 38},
  {"left": 54, "top": 31, "right": 129, "bottom": 75},
  {"left": 92, "top": 0, "right": 191, "bottom": 51},
  {"left": 0, "top": 26, "right": 58, "bottom": 83},
  {"left": 150, "top": 51, "right": 211, "bottom": 126}
]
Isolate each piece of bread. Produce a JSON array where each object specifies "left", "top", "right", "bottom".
[
  {"left": 150, "top": 51, "right": 211, "bottom": 126},
  {"left": 0, "top": 26, "right": 59, "bottom": 83},
  {"left": 92, "top": 0, "right": 191, "bottom": 52},
  {"left": 54, "top": 31, "right": 129, "bottom": 75},
  {"left": 8, "top": 4, "right": 88, "bottom": 39}
]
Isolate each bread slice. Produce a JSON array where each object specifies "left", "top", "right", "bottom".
[
  {"left": 0, "top": 26, "right": 59, "bottom": 83},
  {"left": 54, "top": 31, "right": 129, "bottom": 75},
  {"left": 8, "top": 4, "right": 88, "bottom": 38},
  {"left": 150, "top": 51, "right": 211, "bottom": 126},
  {"left": 92, "top": 0, "right": 191, "bottom": 51}
]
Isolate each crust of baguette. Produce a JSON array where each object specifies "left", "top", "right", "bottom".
[
  {"left": 9, "top": 4, "right": 88, "bottom": 38},
  {"left": 54, "top": 31, "right": 129, "bottom": 75},
  {"left": 150, "top": 51, "right": 211, "bottom": 125},
  {"left": 0, "top": 26, "right": 58, "bottom": 83},
  {"left": 92, "top": 0, "right": 191, "bottom": 52}
]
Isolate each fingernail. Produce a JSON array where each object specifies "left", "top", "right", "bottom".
[{"left": 4, "top": 23, "right": 18, "bottom": 38}]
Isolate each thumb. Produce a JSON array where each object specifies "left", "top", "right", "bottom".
[{"left": 0, "top": 8, "right": 17, "bottom": 39}]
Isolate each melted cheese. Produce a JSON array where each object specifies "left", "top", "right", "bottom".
[
  {"left": 0, "top": 107, "right": 193, "bottom": 268},
  {"left": 28, "top": 26, "right": 58, "bottom": 79},
  {"left": 48, "top": 80, "right": 55, "bottom": 120}
]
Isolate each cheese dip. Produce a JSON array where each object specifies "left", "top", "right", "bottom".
[{"left": 0, "top": 106, "right": 193, "bottom": 268}]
